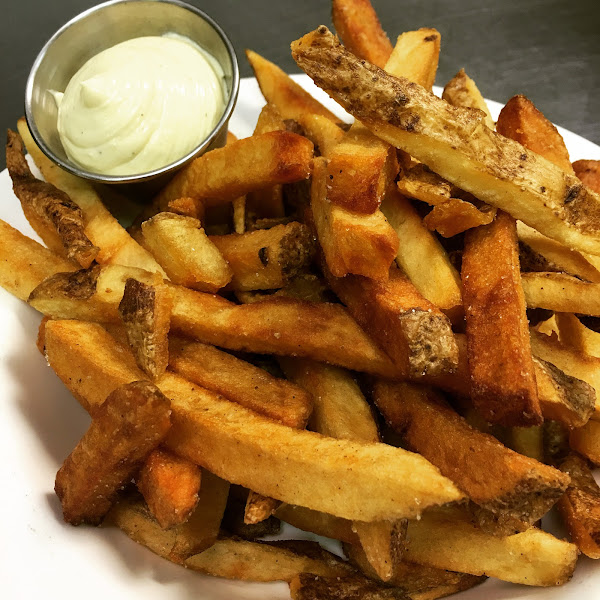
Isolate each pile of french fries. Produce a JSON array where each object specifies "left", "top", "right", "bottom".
[{"left": 4, "top": 0, "right": 600, "bottom": 598}]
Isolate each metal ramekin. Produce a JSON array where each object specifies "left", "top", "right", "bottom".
[{"left": 25, "top": 0, "right": 239, "bottom": 188}]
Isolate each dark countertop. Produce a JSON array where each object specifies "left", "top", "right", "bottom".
[{"left": 1, "top": 0, "right": 599, "bottom": 170}]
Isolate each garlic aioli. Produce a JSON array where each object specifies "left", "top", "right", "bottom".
[{"left": 54, "top": 35, "right": 224, "bottom": 176}]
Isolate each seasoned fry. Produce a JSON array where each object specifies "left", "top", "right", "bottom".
[
  {"left": 186, "top": 538, "right": 351, "bottom": 582},
  {"left": 55, "top": 381, "right": 171, "bottom": 525},
  {"left": 380, "top": 191, "right": 462, "bottom": 317},
  {"left": 396, "top": 164, "right": 457, "bottom": 206},
  {"left": 331, "top": 0, "right": 393, "bottom": 68},
  {"left": 154, "top": 131, "right": 314, "bottom": 208},
  {"left": 6, "top": 130, "right": 98, "bottom": 268},
  {"left": 44, "top": 319, "right": 464, "bottom": 522},
  {"left": 118, "top": 278, "right": 172, "bottom": 380},
  {"left": 442, "top": 69, "right": 495, "bottom": 130},
  {"left": 324, "top": 263, "right": 458, "bottom": 377},
  {"left": 291, "top": 28, "right": 600, "bottom": 256},
  {"left": 136, "top": 448, "right": 202, "bottom": 529},
  {"left": 462, "top": 211, "right": 541, "bottom": 426},
  {"left": 423, "top": 198, "right": 496, "bottom": 237},
  {"left": 574, "top": 159, "right": 600, "bottom": 193},
  {"left": 17, "top": 118, "right": 166, "bottom": 275},
  {"left": 290, "top": 573, "right": 406, "bottom": 600},
  {"left": 209, "top": 222, "right": 315, "bottom": 291},
  {"left": 246, "top": 49, "right": 341, "bottom": 123},
  {"left": 557, "top": 453, "right": 600, "bottom": 558},
  {"left": 297, "top": 113, "right": 345, "bottom": 157},
  {"left": 374, "top": 380, "right": 569, "bottom": 528},
  {"left": 141, "top": 212, "right": 233, "bottom": 292},
  {"left": 169, "top": 338, "right": 312, "bottom": 429}
]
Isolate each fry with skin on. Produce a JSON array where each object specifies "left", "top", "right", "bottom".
[
  {"left": 423, "top": 198, "right": 496, "bottom": 237},
  {"left": 6, "top": 130, "right": 98, "bottom": 268},
  {"left": 55, "top": 380, "right": 172, "bottom": 525},
  {"left": 136, "top": 448, "right": 202, "bottom": 529},
  {"left": 442, "top": 69, "right": 495, "bottom": 130},
  {"left": 396, "top": 164, "right": 458, "bottom": 206},
  {"left": 574, "top": 159, "right": 600, "bottom": 193}
]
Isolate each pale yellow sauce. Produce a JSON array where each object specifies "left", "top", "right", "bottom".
[{"left": 54, "top": 35, "right": 224, "bottom": 176}]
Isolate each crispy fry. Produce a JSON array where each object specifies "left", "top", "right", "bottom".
[
  {"left": 424, "top": 198, "right": 496, "bottom": 237},
  {"left": 244, "top": 492, "right": 282, "bottom": 525},
  {"left": 209, "top": 222, "right": 315, "bottom": 291},
  {"left": 442, "top": 69, "right": 495, "bottom": 130},
  {"left": 136, "top": 448, "right": 202, "bottom": 529},
  {"left": 379, "top": 191, "right": 462, "bottom": 317},
  {"left": 462, "top": 211, "right": 541, "bottom": 426},
  {"left": 141, "top": 212, "right": 233, "bottom": 292},
  {"left": 555, "top": 312, "right": 600, "bottom": 357},
  {"left": 396, "top": 164, "right": 458, "bottom": 206},
  {"left": 44, "top": 319, "right": 464, "bottom": 522},
  {"left": 6, "top": 130, "right": 98, "bottom": 268},
  {"left": 310, "top": 157, "right": 399, "bottom": 280},
  {"left": 574, "top": 159, "right": 600, "bottom": 193},
  {"left": 154, "top": 131, "right": 314, "bottom": 208},
  {"left": 297, "top": 113, "right": 345, "bottom": 157},
  {"left": 373, "top": 380, "right": 569, "bottom": 528},
  {"left": 331, "top": 0, "right": 393, "bottom": 68},
  {"left": 246, "top": 49, "right": 341, "bottom": 123},
  {"left": 571, "top": 420, "right": 600, "bottom": 465},
  {"left": 186, "top": 538, "right": 351, "bottom": 582},
  {"left": 118, "top": 278, "right": 172, "bottom": 380},
  {"left": 169, "top": 338, "right": 312, "bottom": 429},
  {"left": 290, "top": 573, "right": 406, "bottom": 600},
  {"left": 166, "top": 196, "right": 205, "bottom": 220},
  {"left": 55, "top": 381, "right": 171, "bottom": 525},
  {"left": 557, "top": 453, "right": 600, "bottom": 558},
  {"left": 291, "top": 28, "right": 600, "bottom": 256},
  {"left": 17, "top": 118, "right": 165, "bottom": 275}
]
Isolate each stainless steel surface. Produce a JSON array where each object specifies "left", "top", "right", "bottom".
[{"left": 24, "top": 0, "right": 239, "bottom": 185}]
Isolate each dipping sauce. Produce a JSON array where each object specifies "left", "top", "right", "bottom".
[{"left": 53, "top": 35, "right": 225, "bottom": 176}]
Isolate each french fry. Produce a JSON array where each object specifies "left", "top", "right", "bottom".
[
  {"left": 555, "top": 312, "right": 600, "bottom": 357},
  {"left": 311, "top": 156, "right": 399, "bottom": 280},
  {"left": 522, "top": 272, "right": 600, "bottom": 315},
  {"left": 243, "top": 492, "right": 281, "bottom": 525},
  {"left": 331, "top": 0, "right": 393, "bottom": 68},
  {"left": 169, "top": 338, "right": 312, "bottom": 429},
  {"left": 373, "top": 380, "right": 569, "bottom": 528},
  {"left": 105, "top": 469, "right": 229, "bottom": 562},
  {"left": 323, "top": 265, "right": 458, "bottom": 377},
  {"left": 136, "top": 448, "right": 202, "bottom": 529},
  {"left": 442, "top": 69, "right": 495, "bottom": 130},
  {"left": 222, "top": 491, "right": 281, "bottom": 539},
  {"left": 209, "top": 222, "right": 315, "bottom": 291},
  {"left": 556, "top": 453, "right": 600, "bottom": 558},
  {"left": 246, "top": 49, "right": 342, "bottom": 123},
  {"left": 423, "top": 197, "right": 496, "bottom": 237},
  {"left": 186, "top": 538, "right": 352, "bottom": 582},
  {"left": 17, "top": 118, "right": 166, "bottom": 276},
  {"left": 118, "top": 278, "right": 172, "bottom": 380},
  {"left": 574, "top": 159, "right": 600, "bottom": 193},
  {"left": 296, "top": 113, "right": 345, "bottom": 157},
  {"left": 379, "top": 191, "right": 462, "bottom": 318},
  {"left": 290, "top": 573, "right": 405, "bottom": 600},
  {"left": 462, "top": 211, "right": 541, "bottom": 426},
  {"left": 571, "top": 420, "right": 600, "bottom": 465},
  {"left": 396, "top": 164, "right": 458, "bottom": 206},
  {"left": 6, "top": 130, "right": 98, "bottom": 268},
  {"left": 55, "top": 381, "right": 172, "bottom": 525},
  {"left": 44, "top": 319, "right": 464, "bottom": 522},
  {"left": 0, "top": 219, "right": 76, "bottom": 301},
  {"left": 385, "top": 28, "right": 440, "bottom": 91},
  {"left": 291, "top": 28, "right": 600, "bottom": 256},
  {"left": 154, "top": 131, "right": 314, "bottom": 209},
  {"left": 141, "top": 212, "right": 233, "bottom": 292},
  {"left": 403, "top": 507, "right": 578, "bottom": 586}
]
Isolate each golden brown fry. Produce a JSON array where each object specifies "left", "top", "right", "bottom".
[
  {"left": 442, "top": 69, "right": 495, "bottom": 130},
  {"left": 496, "top": 95, "right": 574, "bottom": 174},
  {"left": 555, "top": 312, "right": 600, "bottom": 357},
  {"left": 324, "top": 265, "right": 458, "bottom": 377},
  {"left": 297, "top": 113, "right": 345, "bottom": 157},
  {"left": 462, "top": 211, "right": 541, "bottom": 425},
  {"left": 276, "top": 504, "right": 358, "bottom": 544},
  {"left": 311, "top": 157, "right": 399, "bottom": 280},
  {"left": 118, "top": 278, "right": 172, "bottom": 380},
  {"left": 423, "top": 198, "right": 496, "bottom": 237},
  {"left": 246, "top": 49, "right": 341, "bottom": 123},
  {"left": 186, "top": 538, "right": 352, "bottom": 582},
  {"left": 290, "top": 573, "right": 405, "bottom": 600},
  {"left": 331, "top": 0, "right": 393, "bottom": 68},
  {"left": 385, "top": 29, "right": 440, "bottom": 91},
  {"left": 571, "top": 420, "right": 600, "bottom": 465},
  {"left": 374, "top": 380, "right": 569, "bottom": 528},
  {"left": 0, "top": 219, "right": 76, "bottom": 301},
  {"left": 396, "top": 164, "right": 458, "bottom": 206},
  {"left": 244, "top": 492, "right": 282, "bottom": 525},
  {"left": 136, "top": 448, "right": 202, "bottom": 529},
  {"left": 166, "top": 196, "right": 205, "bottom": 221},
  {"left": 169, "top": 337, "right": 312, "bottom": 429},
  {"left": 209, "top": 222, "right": 315, "bottom": 291},
  {"left": 557, "top": 453, "right": 600, "bottom": 558},
  {"left": 291, "top": 28, "right": 600, "bottom": 256},
  {"left": 154, "top": 131, "right": 314, "bottom": 208},
  {"left": 45, "top": 319, "right": 464, "bottom": 522},
  {"left": 141, "top": 212, "right": 233, "bottom": 292},
  {"left": 574, "top": 159, "right": 600, "bottom": 193},
  {"left": 55, "top": 381, "right": 171, "bottom": 525},
  {"left": 6, "top": 130, "right": 98, "bottom": 268}
]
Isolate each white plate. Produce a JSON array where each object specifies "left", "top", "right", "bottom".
[{"left": 2, "top": 75, "right": 600, "bottom": 599}]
